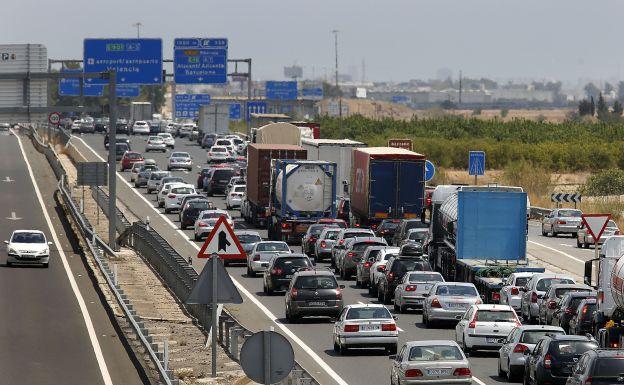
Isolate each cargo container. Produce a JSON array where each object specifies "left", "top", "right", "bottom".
[
  {"left": 350, "top": 147, "right": 426, "bottom": 228},
  {"left": 198, "top": 104, "right": 229, "bottom": 135},
  {"left": 252, "top": 122, "right": 301, "bottom": 145},
  {"left": 292, "top": 121, "right": 321, "bottom": 139},
  {"left": 301, "top": 138, "right": 366, "bottom": 197},
  {"left": 243, "top": 144, "right": 307, "bottom": 226},
  {"left": 268, "top": 159, "right": 337, "bottom": 243},
  {"left": 130, "top": 102, "right": 152, "bottom": 122}
]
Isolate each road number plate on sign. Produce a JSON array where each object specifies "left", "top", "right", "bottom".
[
  {"left": 360, "top": 324, "right": 380, "bottom": 331},
  {"left": 426, "top": 369, "right": 450, "bottom": 376},
  {"left": 308, "top": 301, "right": 326, "bottom": 307}
]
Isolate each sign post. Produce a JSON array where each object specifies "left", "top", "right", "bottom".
[
  {"left": 468, "top": 151, "right": 485, "bottom": 185},
  {"left": 581, "top": 214, "right": 612, "bottom": 263}
]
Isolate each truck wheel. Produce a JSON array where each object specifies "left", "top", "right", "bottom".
[
  {"left": 577, "top": 239, "right": 582, "bottom": 248},
  {"left": 552, "top": 231, "right": 558, "bottom": 237},
  {"left": 584, "top": 242, "right": 589, "bottom": 249}
]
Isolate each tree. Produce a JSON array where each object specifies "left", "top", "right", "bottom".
[
  {"left": 597, "top": 93, "right": 609, "bottom": 120},
  {"left": 591, "top": 96, "right": 596, "bottom": 116},
  {"left": 605, "top": 82, "right": 615, "bottom": 94},
  {"left": 578, "top": 99, "right": 592, "bottom": 116},
  {"left": 618, "top": 81, "right": 624, "bottom": 103},
  {"left": 613, "top": 100, "right": 623, "bottom": 116},
  {"left": 584, "top": 82, "right": 601, "bottom": 100}
]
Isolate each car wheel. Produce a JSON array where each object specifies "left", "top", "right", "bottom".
[
  {"left": 333, "top": 338, "right": 339, "bottom": 353},
  {"left": 267, "top": 285, "right": 273, "bottom": 295},
  {"left": 498, "top": 359, "right": 505, "bottom": 378},
  {"left": 383, "top": 290, "right": 392, "bottom": 305},
  {"left": 339, "top": 341, "right": 348, "bottom": 355},
  {"left": 462, "top": 336, "right": 471, "bottom": 354},
  {"left": 194, "top": 233, "right": 200, "bottom": 241},
  {"left": 355, "top": 276, "right": 361, "bottom": 288},
  {"left": 552, "top": 231, "right": 558, "bottom": 237},
  {"left": 263, "top": 283, "right": 268, "bottom": 294},
  {"left": 181, "top": 224, "right": 186, "bottom": 230},
  {"left": 378, "top": 287, "right": 384, "bottom": 302},
  {"left": 584, "top": 242, "right": 589, "bottom": 249},
  {"left": 422, "top": 312, "right": 429, "bottom": 328},
  {"left": 577, "top": 238, "right": 582, "bottom": 248},
  {"left": 541, "top": 226, "right": 547, "bottom": 236},
  {"left": 6, "top": 261, "right": 12, "bottom": 267},
  {"left": 507, "top": 361, "right": 517, "bottom": 381},
  {"left": 394, "top": 302, "right": 400, "bottom": 312},
  {"left": 247, "top": 267, "right": 256, "bottom": 278},
  {"left": 158, "top": 201, "right": 164, "bottom": 208}
]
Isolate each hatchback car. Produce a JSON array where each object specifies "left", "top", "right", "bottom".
[
  {"left": 146, "top": 136, "right": 166, "bottom": 152},
  {"left": 455, "top": 304, "right": 520, "bottom": 353},
  {"left": 355, "top": 245, "right": 390, "bottom": 288},
  {"left": 179, "top": 199, "right": 213, "bottom": 230},
  {"left": 156, "top": 179, "right": 184, "bottom": 206},
  {"left": 263, "top": 253, "right": 312, "bottom": 294},
  {"left": 422, "top": 282, "right": 481, "bottom": 327},
  {"left": 368, "top": 247, "right": 401, "bottom": 297},
  {"left": 400, "top": 228, "right": 429, "bottom": 247},
  {"left": 338, "top": 237, "right": 388, "bottom": 279},
  {"left": 201, "top": 133, "right": 218, "bottom": 149},
  {"left": 167, "top": 152, "right": 193, "bottom": 171},
  {"left": 235, "top": 231, "right": 262, "bottom": 256},
  {"left": 314, "top": 227, "right": 341, "bottom": 262},
  {"left": 246, "top": 241, "right": 291, "bottom": 276},
  {"left": 392, "top": 219, "right": 430, "bottom": 246},
  {"left": 567, "top": 349, "right": 624, "bottom": 385},
  {"left": 225, "top": 185, "right": 246, "bottom": 209},
  {"left": 206, "top": 146, "right": 230, "bottom": 163},
  {"left": 285, "top": 270, "right": 344, "bottom": 322},
  {"left": 568, "top": 298, "right": 597, "bottom": 336},
  {"left": 577, "top": 219, "right": 620, "bottom": 248},
  {"left": 549, "top": 291, "right": 596, "bottom": 332},
  {"left": 399, "top": 242, "right": 424, "bottom": 257},
  {"left": 205, "top": 168, "right": 236, "bottom": 196},
  {"left": 378, "top": 256, "right": 432, "bottom": 304},
  {"left": 164, "top": 184, "right": 197, "bottom": 213},
  {"left": 376, "top": 219, "right": 402, "bottom": 243},
  {"left": 5, "top": 230, "right": 53, "bottom": 268},
  {"left": 120, "top": 151, "right": 144, "bottom": 171},
  {"left": 115, "top": 143, "right": 130, "bottom": 161},
  {"left": 193, "top": 209, "right": 232, "bottom": 240},
  {"left": 394, "top": 271, "right": 445, "bottom": 313},
  {"left": 331, "top": 228, "right": 376, "bottom": 267},
  {"left": 497, "top": 325, "right": 565, "bottom": 381},
  {"left": 333, "top": 304, "right": 398, "bottom": 355},
  {"left": 539, "top": 284, "right": 594, "bottom": 325},
  {"left": 135, "top": 167, "right": 158, "bottom": 188},
  {"left": 143, "top": 170, "right": 169, "bottom": 193},
  {"left": 390, "top": 340, "right": 472, "bottom": 385},
  {"left": 302, "top": 224, "right": 331, "bottom": 258},
  {"left": 541, "top": 208, "right": 583, "bottom": 237},
  {"left": 520, "top": 273, "right": 576, "bottom": 323},
  {"left": 132, "top": 120, "right": 150, "bottom": 135},
  {"left": 499, "top": 272, "right": 536, "bottom": 312},
  {"left": 157, "top": 132, "right": 175, "bottom": 148}
]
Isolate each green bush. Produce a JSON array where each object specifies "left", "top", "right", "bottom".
[{"left": 581, "top": 169, "right": 624, "bottom": 196}]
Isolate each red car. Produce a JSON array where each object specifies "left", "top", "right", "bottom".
[{"left": 120, "top": 151, "right": 144, "bottom": 171}]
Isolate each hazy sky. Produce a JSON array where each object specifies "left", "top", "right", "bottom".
[{"left": 5, "top": 0, "right": 622, "bottom": 83}]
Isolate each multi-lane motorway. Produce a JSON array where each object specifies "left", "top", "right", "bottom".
[{"left": 70, "top": 132, "right": 592, "bottom": 385}]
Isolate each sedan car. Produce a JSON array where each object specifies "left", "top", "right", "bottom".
[
  {"left": 355, "top": 245, "right": 389, "bottom": 288},
  {"left": 164, "top": 184, "right": 197, "bottom": 213},
  {"left": 376, "top": 219, "right": 402, "bottom": 243},
  {"left": 455, "top": 304, "right": 520, "bottom": 353},
  {"left": 520, "top": 273, "right": 576, "bottom": 324},
  {"left": 206, "top": 146, "right": 230, "bottom": 163},
  {"left": 193, "top": 209, "right": 232, "bottom": 240},
  {"left": 338, "top": 237, "right": 388, "bottom": 279},
  {"left": 179, "top": 199, "right": 213, "bottom": 230},
  {"left": 145, "top": 171, "right": 171, "bottom": 193},
  {"left": 539, "top": 284, "right": 593, "bottom": 326},
  {"left": 225, "top": 185, "right": 246, "bottom": 209},
  {"left": 394, "top": 271, "right": 445, "bottom": 313},
  {"left": 132, "top": 120, "right": 150, "bottom": 135},
  {"left": 378, "top": 256, "right": 432, "bottom": 304},
  {"left": 577, "top": 219, "right": 620, "bottom": 248},
  {"left": 134, "top": 168, "right": 158, "bottom": 188},
  {"left": 499, "top": 272, "right": 535, "bottom": 312},
  {"left": 422, "top": 282, "right": 481, "bottom": 327},
  {"left": 497, "top": 325, "right": 565, "bottom": 381},
  {"left": 331, "top": 228, "right": 376, "bottom": 267},
  {"left": 314, "top": 227, "right": 341, "bottom": 262},
  {"left": 157, "top": 132, "right": 175, "bottom": 148},
  {"left": 541, "top": 208, "right": 583, "bottom": 237},
  {"left": 167, "top": 152, "right": 193, "bottom": 171},
  {"left": 157, "top": 181, "right": 186, "bottom": 207},
  {"left": 568, "top": 298, "right": 597, "bottom": 336},
  {"left": 246, "top": 241, "right": 291, "bottom": 277},
  {"left": 333, "top": 304, "right": 398, "bottom": 355},
  {"left": 235, "top": 231, "right": 262, "bottom": 256},
  {"left": 285, "top": 270, "right": 344, "bottom": 322},
  {"left": 146, "top": 136, "right": 167, "bottom": 152},
  {"left": 5, "top": 230, "right": 53, "bottom": 268},
  {"left": 263, "top": 253, "right": 312, "bottom": 294},
  {"left": 390, "top": 340, "right": 472, "bottom": 385},
  {"left": 120, "top": 151, "right": 144, "bottom": 171}
]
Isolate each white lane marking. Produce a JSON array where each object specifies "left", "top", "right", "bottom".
[
  {"left": 4, "top": 176, "right": 14, "bottom": 182},
  {"left": 6, "top": 211, "right": 22, "bottom": 220},
  {"left": 76, "top": 137, "right": 350, "bottom": 385},
  {"left": 528, "top": 240, "right": 585, "bottom": 264},
  {"left": 15, "top": 132, "right": 113, "bottom": 385},
  {"left": 472, "top": 376, "right": 487, "bottom": 385}
]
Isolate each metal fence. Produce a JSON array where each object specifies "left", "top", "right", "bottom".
[
  {"left": 529, "top": 206, "right": 552, "bottom": 220},
  {"left": 91, "top": 186, "right": 131, "bottom": 235}
]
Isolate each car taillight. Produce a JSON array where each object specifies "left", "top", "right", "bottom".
[
  {"left": 511, "top": 287, "right": 519, "bottom": 295},
  {"left": 492, "top": 292, "right": 500, "bottom": 302},
  {"left": 565, "top": 307, "right": 574, "bottom": 314},
  {"left": 544, "top": 353, "right": 552, "bottom": 369},
  {"left": 253, "top": 255, "right": 260, "bottom": 261},
  {"left": 290, "top": 288, "right": 298, "bottom": 300},
  {"left": 308, "top": 237, "right": 316, "bottom": 243},
  {"left": 431, "top": 298, "right": 441, "bottom": 308},
  {"left": 168, "top": 194, "right": 176, "bottom": 198},
  {"left": 320, "top": 241, "right": 326, "bottom": 248},
  {"left": 271, "top": 268, "right": 283, "bottom": 275},
  {"left": 405, "top": 285, "right": 416, "bottom": 292},
  {"left": 453, "top": 368, "right": 471, "bottom": 377},
  {"left": 557, "top": 220, "right": 566, "bottom": 224},
  {"left": 347, "top": 252, "right": 355, "bottom": 257},
  {"left": 338, "top": 239, "right": 345, "bottom": 245},
  {"left": 381, "top": 323, "right": 396, "bottom": 331},
  {"left": 513, "top": 343, "right": 529, "bottom": 353},
  {"left": 199, "top": 222, "right": 208, "bottom": 227},
  {"left": 344, "top": 324, "right": 359, "bottom": 332},
  {"left": 547, "top": 300, "right": 557, "bottom": 309},
  {"left": 364, "top": 262, "right": 371, "bottom": 268},
  {"left": 387, "top": 272, "right": 394, "bottom": 282},
  {"left": 405, "top": 369, "right": 423, "bottom": 377},
  {"left": 531, "top": 292, "right": 538, "bottom": 303},
  {"left": 281, "top": 223, "right": 291, "bottom": 229},
  {"left": 335, "top": 289, "right": 342, "bottom": 300},
  {"left": 598, "top": 291, "right": 604, "bottom": 304},
  {"left": 581, "top": 305, "right": 588, "bottom": 314},
  {"left": 371, "top": 224, "right": 378, "bottom": 230},
  {"left": 468, "top": 312, "right": 477, "bottom": 329},
  {"left": 584, "top": 377, "right": 592, "bottom": 385}
]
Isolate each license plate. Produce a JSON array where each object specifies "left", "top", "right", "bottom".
[
  {"left": 426, "top": 369, "right": 450, "bottom": 376},
  {"left": 285, "top": 275, "right": 292, "bottom": 279},
  {"left": 360, "top": 324, "right": 380, "bottom": 331},
  {"left": 487, "top": 337, "right": 503, "bottom": 343},
  {"left": 414, "top": 299, "right": 423, "bottom": 304},
  {"left": 308, "top": 301, "right": 326, "bottom": 307},
  {"left": 447, "top": 303, "right": 466, "bottom": 309}
]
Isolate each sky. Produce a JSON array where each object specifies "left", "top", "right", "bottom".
[{"left": 4, "top": 0, "right": 623, "bottom": 84}]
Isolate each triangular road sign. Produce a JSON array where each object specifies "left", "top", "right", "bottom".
[
  {"left": 197, "top": 216, "right": 246, "bottom": 260},
  {"left": 581, "top": 214, "right": 612, "bottom": 243},
  {"left": 186, "top": 256, "right": 243, "bottom": 304}
]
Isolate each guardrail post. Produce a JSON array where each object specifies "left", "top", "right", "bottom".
[
  {"left": 218, "top": 315, "right": 228, "bottom": 343},
  {"left": 163, "top": 339, "right": 169, "bottom": 371},
  {"left": 289, "top": 369, "right": 303, "bottom": 385},
  {"left": 230, "top": 327, "right": 242, "bottom": 360},
  {"left": 113, "top": 264, "right": 118, "bottom": 287}
]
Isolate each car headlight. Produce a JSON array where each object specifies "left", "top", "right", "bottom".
[
  {"left": 8, "top": 248, "right": 17, "bottom": 255},
  {"left": 38, "top": 249, "right": 49, "bottom": 256}
]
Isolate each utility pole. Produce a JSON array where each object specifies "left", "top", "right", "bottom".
[
  {"left": 332, "top": 30, "right": 342, "bottom": 136},
  {"left": 459, "top": 70, "right": 462, "bottom": 105},
  {"left": 132, "top": 22, "right": 142, "bottom": 38}
]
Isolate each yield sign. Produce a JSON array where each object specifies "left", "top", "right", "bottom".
[
  {"left": 197, "top": 215, "right": 246, "bottom": 260},
  {"left": 581, "top": 214, "right": 612, "bottom": 243}
]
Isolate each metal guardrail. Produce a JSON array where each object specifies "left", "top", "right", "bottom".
[{"left": 529, "top": 206, "right": 552, "bottom": 220}]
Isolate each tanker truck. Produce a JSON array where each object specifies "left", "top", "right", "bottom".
[{"left": 267, "top": 159, "right": 337, "bottom": 243}]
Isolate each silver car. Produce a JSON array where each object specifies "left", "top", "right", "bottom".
[
  {"left": 368, "top": 247, "right": 401, "bottom": 297},
  {"left": 422, "top": 282, "right": 481, "bottom": 327},
  {"left": 538, "top": 283, "right": 593, "bottom": 325},
  {"left": 246, "top": 241, "right": 291, "bottom": 277},
  {"left": 390, "top": 340, "right": 472, "bottom": 385},
  {"left": 146, "top": 135, "right": 167, "bottom": 152},
  {"left": 499, "top": 272, "right": 535, "bottom": 312},
  {"left": 497, "top": 325, "right": 564, "bottom": 381},
  {"left": 167, "top": 151, "right": 193, "bottom": 171},
  {"left": 541, "top": 208, "right": 583, "bottom": 237},
  {"left": 314, "top": 227, "right": 341, "bottom": 262},
  {"left": 146, "top": 171, "right": 171, "bottom": 193},
  {"left": 394, "top": 271, "right": 445, "bottom": 313},
  {"left": 577, "top": 219, "right": 620, "bottom": 248},
  {"left": 331, "top": 228, "right": 375, "bottom": 267},
  {"left": 519, "top": 273, "right": 575, "bottom": 323},
  {"left": 355, "top": 245, "right": 389, "bottom": 288},
  {"left": 332, "top": 304, "right": 398, "bottom": 355}
]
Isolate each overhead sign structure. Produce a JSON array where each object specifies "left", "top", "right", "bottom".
[
  {"left": 229, "top": 103, "right": 241, "bottom": 120},
  {"left": 301, "top": 87, "right": 323, "bottom": 100},
  {"left": 58, "top": 69, "right": 104, "bottom": 97},
  {"left": 265, "top": 81, "right": 298, "bottom": 100},
  {"left": 197, "top": 216, "right": 246, "bottom": 260},
  {"left": 581, "top": 214, "right": 612, "bottom": 243},
  {"left": 116, "top": 84, "right": 140, "bottom": 98},
  {"left": 83, "top": 38, "right": 163, "bottom": 84},
  {"left": 469, "top": 151, "right": 485, "bottom": 176},
  {"left": 174, "top": 38, "right": 228, "bottom": 84},
  {"left": 48, "top": 112, "right": 61, "bottom": 126},
  {"left": 175, "top": 94, "right": 211, "bottom": 119},
  {"left": 425, "top": 160, "right": 435, "bottom": 182},
  {"left": 388, "top": 138, "right": 413, "bottom": 151},
  {"left": 247, "top": 101, "right": 268, "bottom": 121}
]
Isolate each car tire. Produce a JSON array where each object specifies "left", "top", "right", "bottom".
[
  {"left": 181, "top": 224, "right": 186, "bottom": 230},
  {"left": 42, "top": 263, "right": 49, "bottom": 268},
  {"left": 247, "top": 267, "right": 256, "bottom": 278},
  {"left": 541, "top": 226, "right": 547, "bottom": 236},
  {"left": 462, "top": 337, "right": 471, "bottom": 354},
  {"left": 584, "top": 242, "right": 589, "bottom": 249},
  {"left": 333, "top": 339, "right": 339, "bottom": 353},
  {"left": 194, "top": 234, "right": 200, "bottom": 241},
  {"left": 158, "top": 201, "right": 164, "bottom": 208},
  {"left": 339, "top": 341, "right": 348, "bottom": 355},
  {"left": 267, "top": 285, "right": 273, "bottom": 295},
  {"left": 498, "top": 360, "right": 505, "bottom": 378},
  {"left": 507, "top": 362, "right": 518, "bottom": 382},
  {"left": 383, "top": 291, "right": 392, "bottom": 305},
  {"left": 165, "top": 208, "right": 171, "bottom": 214},
  {"left": 378, "top": 287, "right": 384, "bottom": 302},
  {"left": 6, "top": 261, "right": 12, "bottom": 267},
  {"left": 552, "top": 231, "right": 558, "bottom": 237}
]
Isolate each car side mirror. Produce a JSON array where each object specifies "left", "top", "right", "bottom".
[{"left": 3, "top": 240, "right": 8, "bottom": 244}]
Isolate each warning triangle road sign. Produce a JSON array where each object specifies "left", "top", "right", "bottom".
[
  {"left": 186, "top": 256, "right": 243, "bottom": 304},
  {"left": 581, "top": 214, "right": 612, "bottom": 243},
  {"left": 197, "top": 216, "right": 246, "bottom": 260}
]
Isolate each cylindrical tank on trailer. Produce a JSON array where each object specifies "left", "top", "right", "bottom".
[
  {"left": 610, "top": 255, "right": 624, "bottom": 311},
  {"left": 275, "top": 163, "right": 332, "bottom": 213}
]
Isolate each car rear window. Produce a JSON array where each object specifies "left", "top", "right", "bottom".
[
  {"left": 436, "top": 285, "right": 478, "bottom": 297},
  {"left": 476, "top": 310, "right": 517, "bottom": 323},
  {"left": 406, "top": 220, "right": 429, "bottom": 231},
  {"left": 380, "top": 221, "right": 400, "bottom": 230},
  {"left": 171, "top": 187, "right": 194, "bottom": 194},
  {"left": 408, "top": 345, "right": 463, "bottom": 361},
  {"left": 212, "top": 147, "right": 227, "bottom": 152},
  {"left": 162, "top": 178, "right": 184, "bottom": 184},
  {"left": 592, "top": 358, "right": 624, "bottom": 376},
  {"left": 294, "top": 275, "right": 338, "bottom": 289},
  {"left": 274, "top": 257, "right": 311, "bottom": 273},
  {"left": 150, "top": 172, "right": 167, "bottom": 180},
  {"left": 127, "top": 153, "right": 142, "bottom": 159},
  {"left": 346, "top": 307, "right": 392, "bottom": 320},
  {"left": 581, "top": 303, "right": 597, "bottom": 316},
  {"left": 188, "top": 201, "right": 211, "bottom": 210},
  {"left": 238, "top": 234, "right": 262, "bottom": 244},
  {"left": 408, "top": 231, "right": 428, "bottom": 241},
  {"left": 520, "top": 330, "right": 565, "bottom": 344},
  {"left": 201, "top": 212, "right": 227, "bottom": 219},
  {"left": 555, "top": 288, "right": 592, "bottom": 298},
  {"left": 213, "top": 170, "right": 235, "bottom": 180},
  {"left": 515, "top": 277, "right": 530, "bottom": 287},
  {"left": 344, "top": 231, "right": 374, "bottom": 239},
  {"left": 558, "top": 210, "right": 582, "bottom": 217},
  {"left": 408, "top": 273, "right": 444, "bottom": 283},
  {"left": 537, "top": 278, "right": 575, "bottom": 291},
  {"left": 352, "top": 242, "right": 386, "bottom": 252},
  {"left": 394, "top": 259, "right": 431, "bottom": 273},
  {"left": 257, "top": 243, "right": 289, "bottom": 252},
  {"left": 308, "top": 225, "right": 326, "bottom": 236},
  {"left": 323, "top": 231, "right": 340, "bottom": 240},
  {"left": 171, "top": 152, "right": 189, "bottom": 158},
  {"left": 551, "top": 341, "right": 598, "bottom": 357}
]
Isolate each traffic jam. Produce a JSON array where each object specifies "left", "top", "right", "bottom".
[{"left": 100, "top": 118, "right": 624, "bottom": 385}]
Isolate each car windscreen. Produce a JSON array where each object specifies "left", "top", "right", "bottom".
[
  {"left": 126, "top": 153, "right": 142, "bottom": 159},
  {"left": 436, "top": 285, "right": 478, "bottom": 297},
  {"left": 257, "top": 243, "right": 289, "bottom": 252},
  {"left": 520, "top": 330, "right": 565, "bottom": 344},
  {"left": 12, "top": 232, "right": 45, "bottom": 243},
  {"left": 171, "top": 187, "right": 194, "bottom": 194},
  {"left": 394, "top": 259, "right": 431, "bottom": 272},
  {"left": 116, "top": 144, "right": 129, "bottom": 153},
  {"left": 213, "top": 170, "right": 235, "bottom": 180},
  {"left": 537, "top": 278, "right": 575, "bottom": 291},
  {"left": 294, "top": 276, "right": 338, "bottom": 290},
  {"left": 592, "top": 358, "right": 624, "bottom": 376},
  {"left": 346, "top": 307, "right": 392, "bottom": 320},
  {"left": 555, "top": 288, "right": 592, "bottom": 299},
  {"left": 408, "top": 345, "right": 463, "bottom": 361},
  {"left": 409, "top": 231, "right": 428, "bottom": 241},
  {"left": 515, "top": 277, "right": 530, "bottom": 287},
  {"left": 558, "top": 210, "right": 582, "bottom": 217},
  {"left": 352, "top": 242, "right": 386, "bottom": 252},
  {"left": 308, "top": 225, "right": 326, "bottom": 236},
  {"left": 274, "top": 257, "right": 311, "bottom": 273},
  {"left": 408, "top": 273, "right": 444, "bottom": 283},
  {"left": 237, "top": 234, "right": 262, "bottom": 244},
  {"left": 171, "top": 153, "right": 189, "bottom": 158},
  {"left": 552, "top": 341, "right": 598, "bottom": 357},
  {"left": 475, "top": 310, "right": 516, "bottom": 323}
]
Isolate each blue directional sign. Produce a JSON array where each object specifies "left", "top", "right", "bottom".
[
  {"left": 116, "top": 84, "right": 140, "bottom": 98},
  {"left": 425, "top": 160, "right": 436, "bottom": 182},
  {"left": 58, "top": 69, "right": 104, "bottom": 97},
  {"left": 266, "top": 81, "right": 298, "bottom": 100},
  {"left": 301, "top": 87, "right": 323, "bottom": 99},
  {"left": 469, "top": 151, "right": 486, "bottom": 176},
  {"left": 83, "top": 38, "right": 163, "bottom": 84},
  {"left": 174, "top": 38, "right": 228, "bottom": 84},
  {"left": 246, "top": 101, "right": 267, "bottom": 121},
  {"left": 174, "top": 94, "right": 211, "bottom": 119},
  {"left": 229, "top": 103, "right": 241, "bottom": 120}
]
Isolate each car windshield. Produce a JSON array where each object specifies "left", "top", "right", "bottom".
[
  {"left": 515, "top": 277, "right": 530, "bottom": 287},
  {"left": 408, "top": 273, "right": 444, "bottom": 283},
  {"left": 274, "top": 257, "right": 311, "bottom": 273},
  {"left": 558, "top": 210, "right": 582, "bottom": 217},
  {"left": 171, "top": 187, "right": 194, "bottom": 194},
  {"left": 213, "top": 170, "right": 235, "bottom": 180},
  {"left": 346, "top": 307, "right": 392, "bottom": 320},
  {"left": 257, "top": 243, "right": 289, "bottom": 252},
  {"left": 308, "top": 225, "right": 326, "bottom": 236},
  {"left": 188, "top": 201, "right": 211, "bottom": 210},
  {"left": 116, "top": 144, "right": 129, "bottom": 153},
  {"left": 171, "top": 152, "right": 189, "bottom": 158},
  {"left": 436, "top": 285, "right": 478, "bottom": 296},
  {"left": 323, "top": 231, "right": 340, "bottom": 240},
  {"left": 537, "top": 278, "right": 575, "bottom": 291},
  {"left": 408, "top": 345, "right": 463, "bottom": 361},
  {"left": 237, "top": 234, "right": 262, "bottom": 244},
  {"left": 294, "top": 275, "right": 339, "bottom": 290},
  {"left": 592, "top": 358, "right": 624, "bottom": 376},
  {"left": 126, "top": 153, "right": 142, "bottom": 159},
  {"left": 12, "top": 232, "right": 45, "bottom": 243},
  {"left": 475, "top": 310, "right": 516, "bottom": 323},
  {"left": 149, "top": 136, "right": 160, "bottom": 140},
  {"left": 409, "top": 231, "right": 428, "bottom": 241},
  {"left": 552, "top": 341, "right": 598, "bottom": 356},
  {"left": 520, "top": 330, "right": 565, "bottom": 344},
  {"left": 555, "top": 288, "right": 592, "bottom": 298}
]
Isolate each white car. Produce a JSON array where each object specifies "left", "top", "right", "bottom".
[
  {"left": 71, "top": 119, "right": 82, "bottom": 132},
  {"left": 5, "top": 230, "right": 53, "bottom": 268},
  {"left": 519, "top": 273, "right": 575, "bottom": 323},
  {"left": 157, "top": 133, "right": 175, "bottom": 148},
  {"left": 146, "top": 171, "right": 171, "bottom": 194},
  {"left": 497, "top": 325, "right": 565, "bottom": 381},
  {"left": 167, "top": 152, "right": 193, "bottom": 171},
  {"left": 332, "top": 304, "right": 398, "bottom": 355},
  {"left": 499, "top": 272, "right": 535, "bottom": 312},
  {"left": 394, "top": 271, "right": 445, "bottom": 313},
  {"left": 132, "top": 120, "right": 150, "bottom": 135},
  {"left": 206, "top": 146, "right": 230, "bottom": 163},
  {"left": 129, "top": 161, "right": 145, "bottom": 182},
  {"left": 193, "top": 209, "right": 233, "bottom": 241},
  {"left": 455, "top": 304, "right": 520, "bottom": 353},
  {"left": 165, "top": 122, "right": 176, "bottom": 134},
  {"left": 157, "top": 181, "right": 186, "bottom": 208},
  {"left": 214, "top": 138, "right": 235, "bottom": 154},
  {"left": 164, "top": 184, "right": 196, "bottom": 213},
  {"left": 179, "top": 123, "right": 195, "bottom": 138},
  {"left": 247, "top": 241, "right": 291, "bottom": 276},
  {"left": 146, "top": 136, "right": 167, "bottom": 152},
  {"left": 368, "top": 247, "right": 400, "bottom": 297},
  {"left": 226, "top": 185, "right": 246, "bottom": 209}
]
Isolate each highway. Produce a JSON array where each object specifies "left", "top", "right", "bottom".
[
  {"left": 0, "top": 131, "right": 146, "bottom": 385},
  {"left": 73, "top": 132, "right": 591, "bottom": 385}
]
